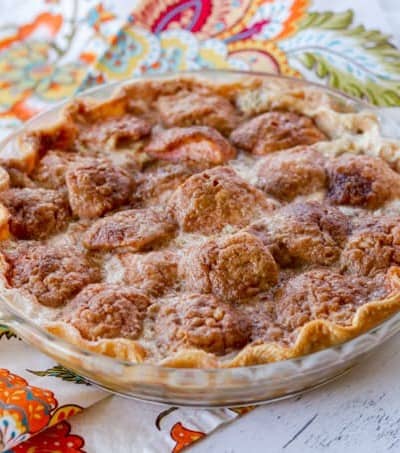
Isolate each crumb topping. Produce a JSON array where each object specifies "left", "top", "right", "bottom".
[{"left": 0, "top": 76, "right": 398, "bottom": 365}]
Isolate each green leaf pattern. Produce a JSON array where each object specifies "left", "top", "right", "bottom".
[
  {"left": 27, "top": 365, "right": 90, "bottom": 385},
  {"left": 0, "top": 324, "right": 18, "bottom": 340},
  {"left": 279, "top": 10, "right": 400, "bottom": 106}
]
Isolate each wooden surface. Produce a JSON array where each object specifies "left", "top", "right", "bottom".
[{"left": 192, "top": 334, "right": 400, "bottom": 452}]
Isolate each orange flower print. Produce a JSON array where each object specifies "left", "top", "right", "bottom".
[
  {"left": 96, "top": 0, "right": 304, "bottom": 79},
  {"left": 0, "top": 10, "right": 86, "bottom": 122},
  {"left": 0, "top": 13, "right": 62, "bottom": 51},
  {"left": 49, "top": 405, "right": 83, "bottom": 428},
  {"left": 0, "top": 41, "right": 87, "bottom": 118},
  {"left": 132, "top": 0, "right": 307, "bottom": 42},
  {"left": 0, "top": 369, "right": 27, "bottom": 388},
  {"left": 170, "top": 422, "right": 205, "bottom": 452},
  {"left": 0, "top": 368, "right": 85, "bottom": 452},
  {"left": 87, "top": 3, "right": 116, "bottom": 33},
  {"left": 133, "top": 0, "right": 234, "bottom": 38},
  {"left": 0, "top": 98, "right": 38, "bottom": 122},
  {"left": 12, "top": 420, "right": 85, "bottom": 453},
  {"left": 0, "top": 369, "right": 58, "bottom": 450}
]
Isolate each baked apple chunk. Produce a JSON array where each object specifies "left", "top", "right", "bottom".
[
  {"left": 230, "top": 111, "right": 326, "bottom": 154},
  {"left": 66, "top": 157, "right": 134, "bottom": 219},
  {"left": 4, "top": 244, "right": 100, "bottom": 307}
]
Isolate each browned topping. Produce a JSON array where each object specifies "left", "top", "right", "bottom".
[
  {"left": 83, "top": 208, "right": 176, "bottom": 251},
  {"left": 4, "top": 244, "right": 101, "bottom": 307},
  {"left": 156, "top": 89, "right": 240, "bottom": 134},
  {"left": 6, "top": 167, "right": 36, "bottom": 188},
  {"left": 230, "top": 111, "right": 326, "bottom": 154},
  {"left": 327, "top": 154, "right": 400, "bottom": 209},
  {"left": 155, "top": 293, "right": 251, "bottom": 355},
  {"left": 0, "top": 188, "right": 71, "bottom": 240},
  {"left": 251, "top": 201, "right": 350, "bottom": 267},
  {"left": 341, "top": 217, "right": 400, "bottom": 276},
  {"left": 64, "top": 97, "right": 128, "bottom": 123},
  {"left": 136, "top": 162, "right": 192, "bottom": 206},
  {"left": 31, "top": 151, "right": 77, "bottom": 189},
  {"left": 66, "top": 157, "right": 134, "bottom": 219},
  {"left": 77, "top": 115, "right": 152, "bottom": 150},
  {"left": 257, "top": 147, "right": 327, "bottom": 201},
  {"left": 145, "top": 126, "right": 236, "bottom": 169},
  {"left": 64, "top": 283, "right": 150, "bottom": 340},
  {"left": 169, "top": 166, "right": 277, "bottom": 234},
  {"left": 275, "top": 269, "right": 385, "bottom": 330},
  {"left": 181, "top": 232, "right": 278, "bottom": 301},
  {"left": 245, "top": 302, "right": 285, "bottom": 344},
  {"left": 0, "top": 77, "right": 398, "bottom": 365},
  {"left": 20, "top": 122, "right": 78, "bottom": 157},
  {"left": 0, "top": 167, "right": 10, "bottom": 192},
  {"left": 120, "top": 250, "right": 178, "bottom": 296}
]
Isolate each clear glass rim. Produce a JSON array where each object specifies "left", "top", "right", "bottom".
[{"left": 0, "top": 69, "right": 392, "bottom": 380}]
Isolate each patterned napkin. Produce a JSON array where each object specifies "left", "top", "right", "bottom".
[{"left": 0, "top": 0, "right": 399, "bottom": 451}]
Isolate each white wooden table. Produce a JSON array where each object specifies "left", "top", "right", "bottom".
[{"left": 192, "top": 335, "right": 400, "bottom": 452}]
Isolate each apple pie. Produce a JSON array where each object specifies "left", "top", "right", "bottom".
[{"left": 0, "top": 75, "right": 400, "bottom": 368}]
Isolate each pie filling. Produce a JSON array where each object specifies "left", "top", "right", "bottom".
[{"left": 0, "top": 76, "right": 400, "bottom": 368}]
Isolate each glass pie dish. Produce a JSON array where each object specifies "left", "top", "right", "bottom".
[{"left": 0, "top": 70, "right": 399, "bottom": 407}]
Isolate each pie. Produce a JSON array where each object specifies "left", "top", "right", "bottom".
[{"left": 0, "top": 75, "right": 400, "bottom": 369}]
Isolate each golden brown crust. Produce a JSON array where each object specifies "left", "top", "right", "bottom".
[
  {"left": 0, "top": 75, "right": 400, "bottom": 368},
  {"left": 45, "top": 322, "right": 147, "bottom": 362},
  {"left": 227, "top": 267, "right": 400, "bottom": 367},
  {"left": 40, "top": 267, "right": 400, "bottom": 365},
  {"left": 274, "top": 269, "right": 386, "bottom": 330}
]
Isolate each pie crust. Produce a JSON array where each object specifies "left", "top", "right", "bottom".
[{"left": 0, "top": 75, "right": 400, "bottom": 369}]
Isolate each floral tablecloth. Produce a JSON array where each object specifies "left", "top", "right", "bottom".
[{"left": 0, "top": 0, "right": 399, "bottom": 452}]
